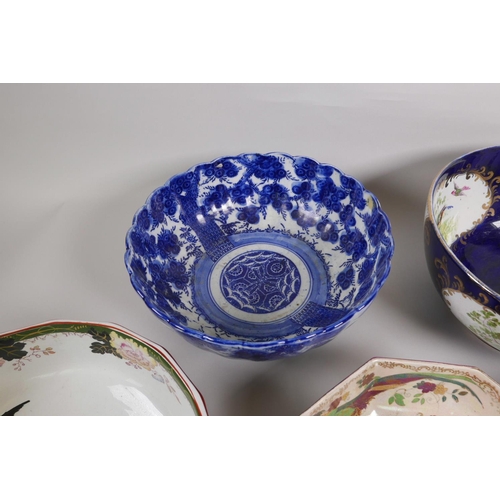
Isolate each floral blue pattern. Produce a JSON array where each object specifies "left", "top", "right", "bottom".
[{"left": 125, "top": 153, "right": 394, "bottom": 360}]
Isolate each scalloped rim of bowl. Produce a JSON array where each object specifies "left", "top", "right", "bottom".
[
  {"left": 125, "top": 152, "right": 395, "bottom": 353},
  {"left": 302, "top": 356, "right": 500, "bottom": 416},
  {"left": 0, "top": 319, "right": 208, "bottom": 415},
  {"left": 427, "top": 145, "right": 500, "bottom": 303}
]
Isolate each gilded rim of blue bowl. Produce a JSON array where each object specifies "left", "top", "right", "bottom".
[{"left": 427, "top": 145, "right": 500, "bottom": 303}]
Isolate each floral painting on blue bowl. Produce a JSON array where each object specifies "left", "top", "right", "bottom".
[
  {"left": 425, "top": 146, "right": 500, "bottom": 350},
  {"left": 125, "top": 153, "right": 394, "bottom": 360}
]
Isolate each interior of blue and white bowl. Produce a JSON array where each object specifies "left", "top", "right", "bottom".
[
  {"left": 125, "top": 153, "right": 394, "bottom": 347},
  {"left": 430, "top": 146, "right": 500, "bottom": 294}
]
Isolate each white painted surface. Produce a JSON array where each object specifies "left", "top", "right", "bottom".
[{"left": 2, "top": 83, "right": 500, "bottom": 415}]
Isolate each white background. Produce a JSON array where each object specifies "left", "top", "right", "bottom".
[{"left": 2, "top": 83, "right": 500, "bottom": 415}]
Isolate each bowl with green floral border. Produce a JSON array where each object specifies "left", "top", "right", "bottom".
[{"left": 0, "top": 320, "right": 207, "bottom": 416}]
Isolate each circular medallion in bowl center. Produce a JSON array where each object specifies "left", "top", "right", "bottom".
[{"left": 220, "top": 250, "right": 301, "bottom": 314}]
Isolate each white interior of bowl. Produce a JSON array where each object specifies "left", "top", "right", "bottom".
[
  {"left": 0, "top": 322, "right": 205, "bottom": 416},
  {"left": 126, "top": 153, "right": 393, "bottom": 343}
]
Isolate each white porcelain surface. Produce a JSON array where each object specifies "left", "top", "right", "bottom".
[
  {"left": 124, "top": 153, "right": 394, "bottom": 360},
  {"left": 443, "top": 289, "right": 500, "bottom": 350},
  {"left": 0, "top": 321, "right": 207, "bottom": 416},
  {"left": 5, "top": 85, "right": 500, "bottom": 415},
  {"left": 303, "top": 358, "right": 500, "bottom": 416},
  {"left": 432, "top": 171, "right": 492, "bottom": 246},
  {"left": 425, "top": 147, "right": 500, "bottom": 352}
]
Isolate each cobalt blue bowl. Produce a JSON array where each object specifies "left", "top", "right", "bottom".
[
  {"left": 125, "top": 153, "right": 394, "bottom": 360},
  {"left": 425, "top": 146, "right": 500, "bottom": 351}
]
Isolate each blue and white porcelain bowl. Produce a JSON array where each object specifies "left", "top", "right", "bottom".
[
  {"left": 425, "top": 146, "right": 500, "bottom": 351},
  {"left": 125, "top": 153, "right": 394, "bottom": 360}
]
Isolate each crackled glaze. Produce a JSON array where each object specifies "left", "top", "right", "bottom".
[{"left": 125, "top": 153, "right": 394, "bottom": 360}]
